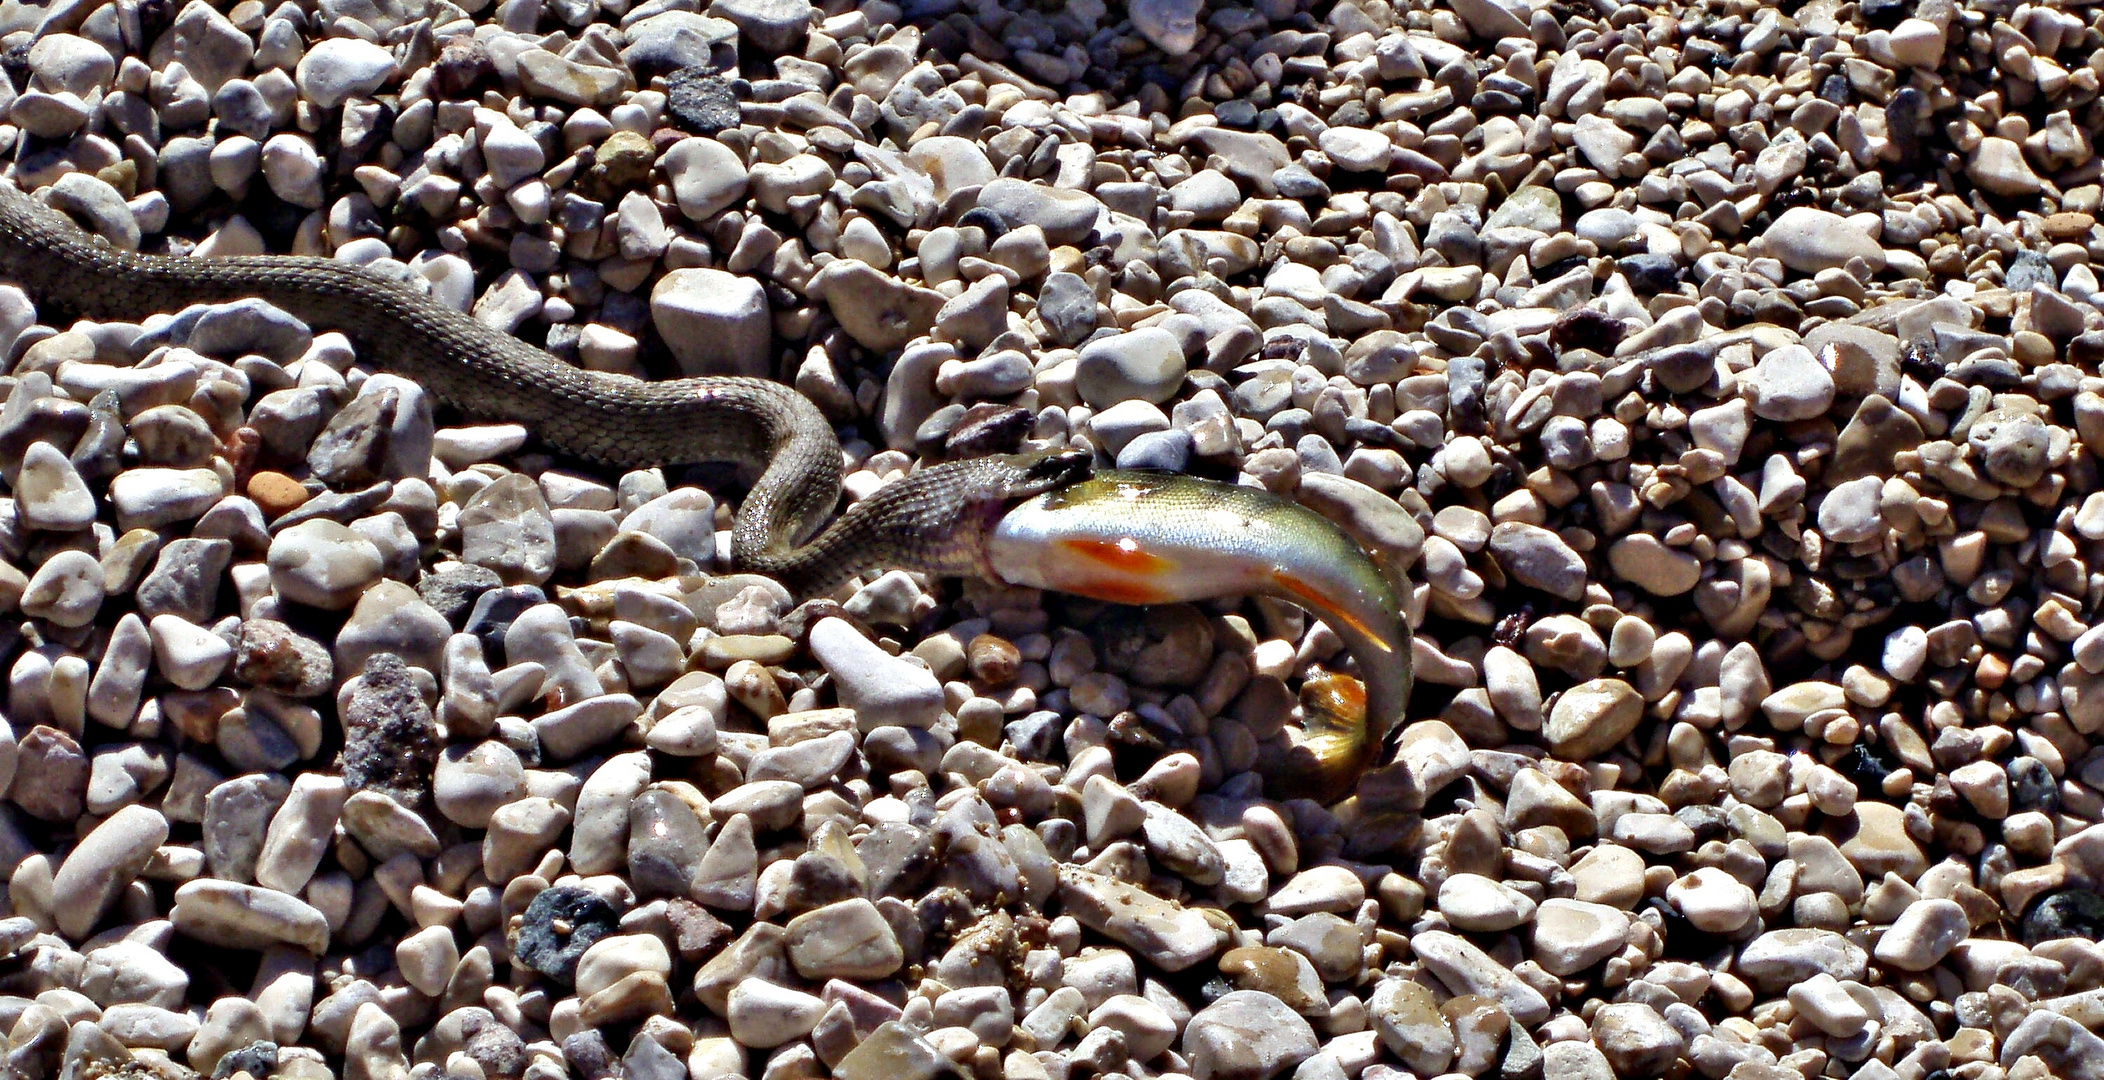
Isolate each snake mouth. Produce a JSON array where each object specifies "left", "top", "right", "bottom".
[{"left": 965, "top": 451, "right": 1094, "bottom": 582}]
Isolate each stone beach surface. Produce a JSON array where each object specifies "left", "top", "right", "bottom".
[{"left": 0, "top": 0, "right": 2097, "bottom": 1077}]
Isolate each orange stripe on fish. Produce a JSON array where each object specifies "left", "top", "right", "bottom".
[
  {"left": 1058, "top": 537, "right": 1174, "bottom": 576},
  {"left": 1272, "top": 571, "right": 1392, "bottom": 650},
  {"left": 1067, "top": 578, "right": 1175, "bottom": 606}
]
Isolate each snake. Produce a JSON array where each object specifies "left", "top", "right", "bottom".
[
  {"left": 0, "top": 179, "right": 1411, "bottom": 801},
  {"left": 0, "top": 179, "right": 1089, "bottom": 596}
]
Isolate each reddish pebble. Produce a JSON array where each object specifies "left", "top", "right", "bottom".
[
  {"left": 968, "top": 633, "right": 1022, "bottom": 683},
  {"left": 248, "top": 472, "right": 311, "bottom": 519}
]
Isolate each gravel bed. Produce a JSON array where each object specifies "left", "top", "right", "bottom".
[{"left": 0, "top": 0, "right": 2096, "bottom": 1078}]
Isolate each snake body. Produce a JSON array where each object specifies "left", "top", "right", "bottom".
[{"left": 0, "top": 180, "right": 1086, "bottom": 594}]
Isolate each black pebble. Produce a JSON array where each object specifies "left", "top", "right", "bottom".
[
  {"left": 1885, "top": 86, "right": 1929, "bottom": 159},
  {"left": 1858, "top": 0, "right": 1911, "bottom": 27},
  {"left": 213, "top": 1042, "right": 279, "bottom": 1080},
  {"left": 1619, "top": 253, "right": 1684, "bottom": 294},
  {"left": 1550, "top": 307, "right": 1628, "bottom": 355},
  {"left": 2021, "top": 888, "right": 2104, "bottom": 947},
  {"left": 516, "top": 885, "right": 621, "bottom": 983},
  {"left": 665, "top": 67, "right": 742, "bottom": 136},
  {"left": 1675, "top": 804, "right": 1732, "bottom": 846},
  {"left": 418, "top": 563, "right": 505, "bottom": 627},
  {"left": 957, "top": 207, "right": 1009, "bottom": 237},
  {"left": 2008, "top": 757, "right": 2060, "bottom": 815},
  {"left": 464, "top": 584, "right": 549, "bottom": 664},
  {"left": 1214, "top": 99, "right": 1260, "bottom": 129},
  {"left": 1839, "top": 743, "right": 1898, "bottom": 800},
  {"left": 0, "top": 44, "right": 28, "bottom": 92}
]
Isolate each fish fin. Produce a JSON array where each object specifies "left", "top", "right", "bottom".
[{"left": 1272, "top": 570, "right": 1393, "bottom": 651}]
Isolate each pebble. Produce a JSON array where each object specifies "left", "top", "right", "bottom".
[
  {"left": 458, "top": 474, "right": 558, "bottom": 586},
  {"left": 1665, "top": 868, "right": 1757, "bottom": 934},
  {"left": 1530, "top": 899, "right": 1631, "bottom": 978},
  {"left": 295, "top": 38, "right": 393, "bottom": 109},
  {"left": 16, "top": 441, "right": 95, "bottom": 531},
  {"left": 813, "top": 259, "right": 943, "bottom": 352},
  {"left": 1736, "top": 929, "right": 1868, "bottom": 992},
  {"left": 1440, "top": 873, "right": 1537, "bottom": 931},
  {"left": 1128, "top": 0, "right": 1202, "bottom": 56},
  {"left": 267, "top": 520, "right": 383, "bottom": 610},
  {"left": 1874, "top": 897, "right": 1969, "bottom": 970},
  {"left": 233, "top": 618, "right": 334, "bottom": 697},
  {"left": 785, "top": 898, "right": 903, "bottom": 979},
  {"left": 1590, "top": 1003, "right": 1685, "bottom": 1076},
  {"left": 662, "top": 136, "right": 749, "bottom": 221},
  {"left": 1485, "top": 522, "right": 1587, "bottom": 601},
  {"left": 663, "top": 68, "right": 740, "bottom": 134},
  {"left": 1075, "top": 329, "right": 1187, "bottom": 408},
  {"left": 1182, "top": 991, "right": 1318, "bottom": 1080},
  {"left": 651, "top": 269, "right": 772, "bottom": 377},
  {"left": 254, "top": 772, "right": 347, "bottom": 895},
  {"left": 13, "top": 726, "right": 89, "bottom": 822},
  {"left": 533, "top": 693, "right": 642, "bottom": 761},
  {"left": 1370, "top": 978, "right": 1453, "bottom": 1075},
  {"left": 149, "top": 613, "right": 234, "bottom": 689},
  {"left": 23, "top": 549, "right": 106, "bottom": 627},
  {"left": 515, "top": 885, "right": 620, "bottom": 984},
  {"left": 1544, "top": 678, "right": 1643, "bottom": 759},
  {"left": 109, "top": 468, "right": 223, "bottom": 531},
  {"left": 337, "top": 654, "right": 441, "bottom": 810},
  {"left": 50, "top": 804, "right": 169, "bottom": 939},
  {"left": 808, "top": 618, "right": 942, "bottom": 729},
  {"left": 171, "top": 880, "right": 331, "bottom": 953},
  {"left": 727, "top": 980, "right": 826, "bottom": 1048},
  {"left": 1758, "top": 208, "right": 1887, "bottom": 275},
  {"left": 1745, "top": 345, "right": 1836, "bottom": 422}
]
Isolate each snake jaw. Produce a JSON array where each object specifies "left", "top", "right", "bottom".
[{"left": 958, "top": 450, "right": 1095, "bottom": 582}]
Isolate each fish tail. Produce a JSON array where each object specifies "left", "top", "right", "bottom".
[{"left": 1271, "top": 668, "right": 1375, "bottom": 803}]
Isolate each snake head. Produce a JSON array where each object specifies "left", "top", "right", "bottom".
[
  {"left": 1004, "top": 449, "right": 1094, "bottom": 497},
  {"left": 939, "top": 449, "right": 1092, "bottom": 582}
]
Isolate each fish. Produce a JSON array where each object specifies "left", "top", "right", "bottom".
[{"left": 985, "top": 470, "right": 1412, "bottom": 801}]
